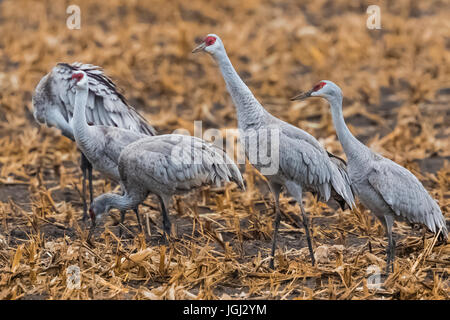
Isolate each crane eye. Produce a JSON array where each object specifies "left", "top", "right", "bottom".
[{"left": 204, "top": 36, "right": 216, "bottom": 46}]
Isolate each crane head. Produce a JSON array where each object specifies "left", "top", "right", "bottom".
[
  {"left": 192, "top": 34, "right": 222, "bottom": 55},
  {"left": 89, "top": 194, "right": 112, "bottom": 224},
  {"left": 290, "top": 80, "right": 341, "bottom": 101},
  {"left": 70, "top": 70, "right": 88, "bottom": 89}
]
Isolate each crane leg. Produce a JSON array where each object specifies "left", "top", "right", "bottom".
[
  {"left": 119, "top": 210, "right": 126, "bottom": 237},
  {"left": 134, "top": 207, "right": 143, "bottom": 232},
  {"left": 269, "top": 183, "right": 282, "bottom": 269},
  {"left": 284, "top": 181, "right": 315, "bottom": 266},
  {"left": 80, "top": 153, "right": 93, "bottom": 222},
  {"left": 384, "top": 215, "right": 395, "bottom": 273},
  {"left": 87, "top": 162, "right": 94, "bottom": 205},
  {"left": 299, "top": 203, "right": 316, "bottom": 266},
  {"left": 159, "top": 195, "right": 172, "bottom": 240},
  {"left": 118, "top": 209, "right": 142, "bottom": 237},
  {"left": 81, "top": 164, "right": 88, "bottom": 221}
]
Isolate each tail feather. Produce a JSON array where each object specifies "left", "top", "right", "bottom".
[
  {"left": 433, "top": 206, "right": 448, "bottom": 242},
  {"left": 210, "top": 143, "right": 245, "bottom": 190},
  {"left": 328, "top": 152, "right": 355, "bottom": 209}
]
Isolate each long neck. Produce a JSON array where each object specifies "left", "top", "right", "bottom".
[
  {"left": 102, "top": 193, "right": 140, "bottom": 212},
  {"left": 213, "top": 50, "right": 266, "bottom": 129},
  {"left": 328, "top": 94, "right": 369, "bottom": 160},
  {"left": 72, "top": 85, "right": 94, "bottom": 150}
]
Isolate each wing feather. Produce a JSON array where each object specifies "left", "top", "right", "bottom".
[
  {"left": 367, "top": 158, "right": 447, "bottom": 237},
  {"left": 120, "top": 135, "right": 244, "bottom": 192},
  {"left": 273, "top": 124, "right": 354, "bottom": 207},
  {"left": 34, "top": 62, "right": 157, "bottom": 136}
]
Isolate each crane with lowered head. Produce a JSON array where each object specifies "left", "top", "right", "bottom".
[{"left": 87, "top": 133, "right": 245, "bottom": 241}]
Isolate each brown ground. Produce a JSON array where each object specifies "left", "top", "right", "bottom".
[{"left": 0, "top": 0, "right": 449, "bottom": 299}]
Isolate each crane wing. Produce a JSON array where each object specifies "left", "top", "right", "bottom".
[
  {"left": 327, "top": 151, "right": 355, "bottom": 193},
  {"left": 49, "top": 62, "right": 156, "bottom": 135},
  {"left": 120, "top": 135, "right": 243, "bottom": 191},
  {"left": 367, "top": 158, "right": 446, "bottom": 235},
  {"left": 101, "top": 127, "right": 147, "bottom": 164},
  {"left": 279, "top": 132, "right": 332, "bottom": 187},
  {"left": 273, "top": 124, "right": 354, "bottom": 205}
]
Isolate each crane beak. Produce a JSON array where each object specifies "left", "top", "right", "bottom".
[
  {"left": 290, "top": 89, "right": 313, "bottom": 101},
  {"left": 192, "top": 42, "right": 206, "bottom": 53}
]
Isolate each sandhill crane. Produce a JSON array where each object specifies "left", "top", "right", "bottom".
[
  {"left": 88, "top": 134, "right": 245, "bottom": 240},
  {"left": 292, "top": 80, "right": 448, "bottom": 272},
  {"left": 70, "top": 70, "right": 148, "bottom": 233},
  {"left": 193, "top": 34, "right": 355, "bottom": 268},
  {"left": 32, "top": 62, "right": 156, "bottom": 220}
]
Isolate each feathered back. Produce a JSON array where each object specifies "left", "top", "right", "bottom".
[
  {"left": 368, "top": 158, "right": 448, "bottom": 239},
  {"left": 32, "top": 62, "right": 156, "bottom": 137},
  {"left": 118, "top": 135, "right": 245, "bottom": 193}
]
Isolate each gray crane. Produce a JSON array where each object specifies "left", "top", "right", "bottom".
[
  {"left": 292, "top": 80, "right": 448, "bottom": 272},
  {"left": 193, "top": 34, "right": 355, "bottom": 268},
  {"left": 88, "top": 134, "right": 245, "bottom": 240},
  {"left": 32, "top": 62, "right": 157, "bottom": 221},
  {"left": 70, "top": 70, "right": 149, "bottom": 233}
]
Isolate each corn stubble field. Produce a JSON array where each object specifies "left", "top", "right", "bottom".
[{"left": 0, "top": 0, "right": 449, "bottom": 300}]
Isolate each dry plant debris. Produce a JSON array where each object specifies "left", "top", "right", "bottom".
[{"left": 0, "top": 0, "right": 449, "bottom": 300}]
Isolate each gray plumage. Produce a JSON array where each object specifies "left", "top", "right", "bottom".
[
  {"left": 70, "top": 69, "right": 145, "bottom": 180},
  {"left": 366, "top": 159, "right": 446, "bottom": 234},
  {"left": 119, "top": 135, "right": 244, "bottom": 194},
  {"left": 193, "top": 34, "right": 355, "bottom": 268},
  {"left": 32, "top": 62, "right": 156, "bottom": 138},
  {"left": 71, "top": 69, "right": 150, "bottom": 233},
  {"left": 89, "top": 134, "right": 244, "bottom": 237},
  {"left": 32, "top": 62, "right": 156, "bottom": 220},
  {"left": 267, "top": 119, "right": 355, "bottom": 204},
  {"left": 81, "top": 125, "right": 146, "bottom": 181},
  {"left": 293, "top": 80, "right": 448, "bottom": 272}
]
